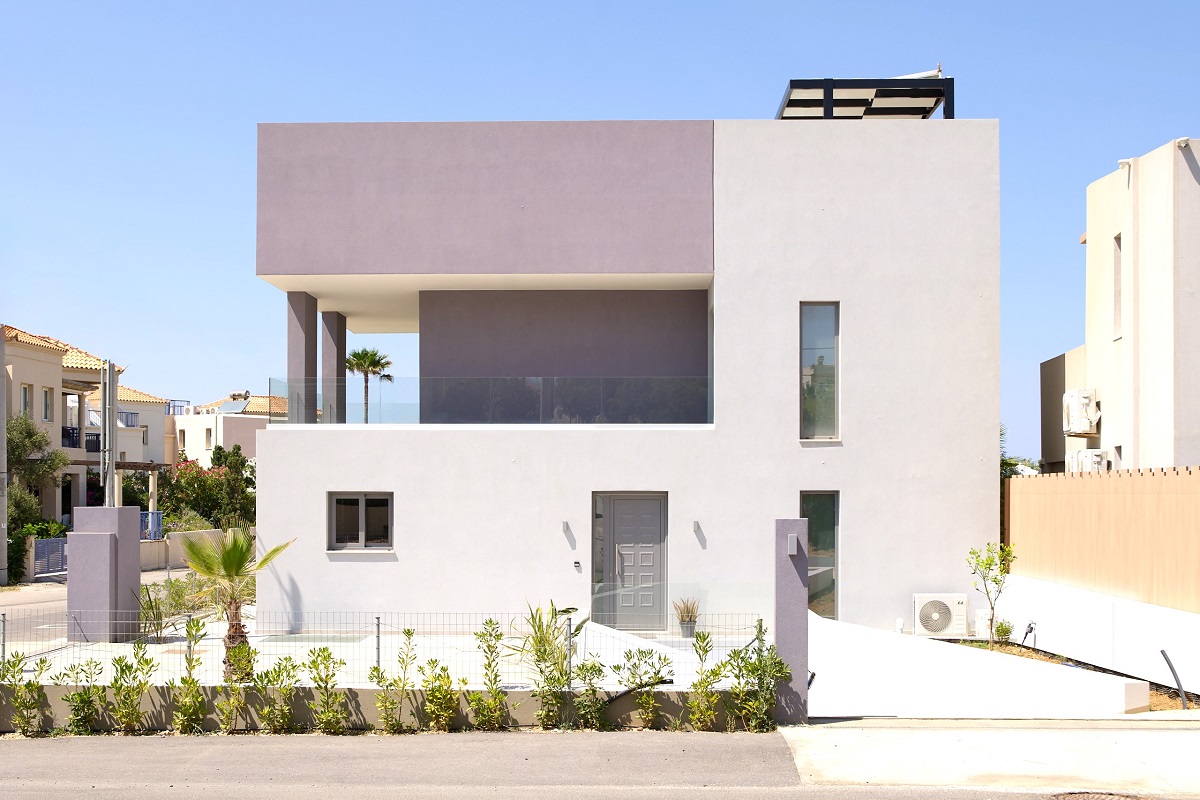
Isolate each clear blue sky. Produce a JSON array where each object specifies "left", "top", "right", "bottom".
[{"left": 2, "top": 1, "right": 1195, "bottom": 458}]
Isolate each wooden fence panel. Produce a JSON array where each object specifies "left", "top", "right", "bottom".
[{"left": 1006, "top": 469, "right": 1200, "bottom": 613}]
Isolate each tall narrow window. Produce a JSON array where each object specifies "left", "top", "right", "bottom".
[
  {"left": 1113, "top": 234, "right": 1122, "bottom": 340},
  {"left": 205, "top": 428, "right": 212, "bottom": 449},
  {"left": 801, "top": 492, "right": 838, "bottom": 619},
  {"left": 800, "top": 303, "right": 838, "bottom": 438},
  {"left": 42, "top": 388, "right": 52, "bottom": 422},
  {"left": 20, "top": 384, "right": 32, "bottom": 416}
]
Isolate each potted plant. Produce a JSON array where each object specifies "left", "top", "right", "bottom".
[{"left": 673, "top": 597, "right": 699, "bottom": 638}]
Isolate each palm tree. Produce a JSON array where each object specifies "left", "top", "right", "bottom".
[
  {"left": 346, "top": 347, "right": 394, "bottom": 423},
  {"left": 181, "top": 518, "right": 293, "bottom": 680}
]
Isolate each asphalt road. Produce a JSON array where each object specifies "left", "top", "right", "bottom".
[{"left": 1, "top": 731, "right": 1064, "bottom": 800}]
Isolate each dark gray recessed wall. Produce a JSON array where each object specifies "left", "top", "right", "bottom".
[{"left": 419, "top": 290, "right": 710, "bottom": 378}]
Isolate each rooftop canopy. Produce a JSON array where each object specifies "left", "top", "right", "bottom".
[{"left": 776, "top": 70, "right": 954, "bottom": 120}]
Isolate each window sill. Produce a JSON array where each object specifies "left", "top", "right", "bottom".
[
  {"left": 326, "top": 548, "right": 395, "bottom": 554},
  {"left": 799, "top": 438, "right": 842, "bottom": 446}
]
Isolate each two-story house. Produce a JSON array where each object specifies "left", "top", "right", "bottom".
[{"left": 253, "top": 76, "right": 1000, "bottom": 633}]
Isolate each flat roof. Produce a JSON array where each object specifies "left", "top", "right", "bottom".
[{"left": 777, "top": 77, "right": 954, "bottom": 120}]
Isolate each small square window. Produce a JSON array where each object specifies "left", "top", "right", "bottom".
[{"left": 328, "top": 493, "right": 393, "bottom": 550}]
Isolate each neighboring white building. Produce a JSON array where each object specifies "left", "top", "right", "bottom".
[
  {"left": 253, "top": 76, "right": 999, "bottom": 632},
  {"left": 1041, "top": 137, "right": 1200, "bottom": 472},
  {"left": 86, "top": 385, "right": 173, "bottom": 467},
  {"left": 173, "top": 394, "right": 278, "bottom": 468}
]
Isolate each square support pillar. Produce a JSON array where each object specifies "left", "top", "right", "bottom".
[
  {"left": 320, "top": 311, "right": 347, "bottom": 423},
  {"left": 287, "top": 291, "right": 318, "bottom": 424},
  {"left": 67, "top": 506, "right": 142, "bottom": 642},
  {"left": 775, "top": 518, "right": 809, "bottom": 725}
]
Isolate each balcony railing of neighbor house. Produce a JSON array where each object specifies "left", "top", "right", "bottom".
[
  {"left": 164, "top": 400, "right": 191, "bottom": 415},
  {"left": 84, "top": 432, "right": 100, "bottom": 452},
  {"left": 268, "top": 376, "right": 711, "bottom": 425},
  {"left": 61, "top": 426, "right": 80, "bottom": 448},
  {"left": 140, "top": 511, "right": 164, "bottom": 541},
  {"left": 117, "top": 410, "right": 140, "bottom": 427}
]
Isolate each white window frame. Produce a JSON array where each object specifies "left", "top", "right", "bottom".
[
  {"left": 205, "top": 428, "right": 213, "bottom": 450},
  {"left": 20, "top": 384, "right": 32, "bottom": 416},
  {"left": 42, "top": 387, "right": 53, "bottom": 422},
  {"left": 327, "top": 492, "right": 394, "bottom": 550}
]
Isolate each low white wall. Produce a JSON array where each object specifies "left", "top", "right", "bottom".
[
  {"left": 139, "top": 529, "right": 220, "bottom": 571},
  {"left": 1002, "top": 574, "right": 1200, "bottom": 694},
  {"left": 808, "top": 614, "right": 1148, "bottom": 719}
]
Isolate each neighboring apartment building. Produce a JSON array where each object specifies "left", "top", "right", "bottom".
[
  {"left": 1041, "top": 137, "right": 1200, "bottom": 472},
  {"left": 173, "top": 394, "right": 279, "bottom": 467},
  {"left": 254, "top": 76, "right": 1000, "bottom": 632},
  {"left": 4, "top": 326, "right": 179, "bottom": 524}
]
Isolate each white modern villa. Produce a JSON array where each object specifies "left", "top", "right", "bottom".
[{"left": 254, "top": 75, "right": 1000, "bottom": 633}]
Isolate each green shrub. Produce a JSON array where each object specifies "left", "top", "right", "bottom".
[
  {"left": 304, "top": 647, "right": 348, "bottom": 734},
  {"left": 109, "top": 641, "right": 157, "bottom": 733},
  {"left": 572, "top": 657, "right": 609, "bottom": 730},
  {"left": 369, "top": 628, "right": 416, "bottom": 733},
  {"left": 509, "top": 602, "right": 584, "bottom": 729},
  {"left": 724, "top": 620, "right": 790, "bottom": 733},
  {"left": 994, "top": 619, "right": 1014, "bottom": 641},
  {"left": 170, "top": 617, "right": 207, "bottom": 734},
  {"left": 612, "top": 648, "right": 672, "bottom": 729},
  {"left": 1, "top": 653, "right": 51, "bottom": 736},
  {"left": 216, "top": 644, "right": 256, "bottom": 733},
  {"left": 466, "top": 618, "right": 509, "bottom": 731},
  {"left": 685, "top": 632, "right": 724, "bottom": 731},
  {"left": 52, "top": 659, "right": 105, "bottom": 735},
  {"left": 417, "top": 658, "right": 461, "bottom": 732},
  {"left": 6, "top": 530, "right": 32, "bottom": 583},
  {"left": 252, "top": 657, "right": 300, "bottom": 734},
  {"left": 163, "top": 508, "right": 212, "bottom": 533}
]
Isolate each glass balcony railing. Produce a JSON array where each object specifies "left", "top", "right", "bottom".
[{"left": 267, "top": 376, "right": 711, "bottom": 425}]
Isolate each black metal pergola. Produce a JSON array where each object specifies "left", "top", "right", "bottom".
[{"left": 776, "top": 77, "right": 954, "bottom": 120}]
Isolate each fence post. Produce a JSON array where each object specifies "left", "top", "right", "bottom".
[
  {"left": 565, "top": 615, "right": 573, "bottom": 691},
  {"left": 186, "top": 614, "right": 193, "bottom": 662},
  {"left": 375, "top": 616, "right": 381, "bottom": 671},
  {"left": 1, "top": 612, "right": 6, "bottom": 663}
]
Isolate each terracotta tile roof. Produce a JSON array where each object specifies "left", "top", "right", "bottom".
[
  {"left": 87, "top": 385, "right": 169, "bottom": 404},
  {"left": 3, "top": 325, "right": 68, "bottom": 353},
  {"left": 31, "top": 335, "right": 120, "bottom": 372},
  {"left": 199, "top": 395, "right": 286, "bottom": 415}
]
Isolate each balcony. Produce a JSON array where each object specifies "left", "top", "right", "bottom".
[
  {"left": 85, "top": 432, "right": 100, "bottom": 452},
  {"left": 268, "top": 376, "right": 711, "bottom": 425},
  {"left": 117, "top": 410, "right": 140, "bottom": 427},
  {"left": 62, "top": 426, "right": 80, "bottom": 448}
]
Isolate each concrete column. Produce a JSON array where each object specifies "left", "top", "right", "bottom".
[
  {"left": 114, "top": 470, "right": 124, "bottom": 507},
  {"left": 148, "top": 470, "right": 158, "bottom": 512},
  {"left": 67, "top": 506, "right": 141, "bottom": 642},
  {"left": 320, "top": 311, "right": 347, "bottom": 423},
  {"left": 775, "top": 518, "right": 809, "bottom": 725},
  {"left": 75, "top": 468, "right": 89, "bottom": 511},
  {"left": 287, "top": 292, "right": 318, "bottom": 424}
]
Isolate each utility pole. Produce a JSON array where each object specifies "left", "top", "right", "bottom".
[{"left": 1, "top": 328, "right": 8, "bottom": 585}]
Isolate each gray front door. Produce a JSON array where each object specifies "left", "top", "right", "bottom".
[{"left": 607, "top": 495, "right": 666, "bottom": 631}]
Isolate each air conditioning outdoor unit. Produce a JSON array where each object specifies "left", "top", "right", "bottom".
[
  {"left": 1062, "top": 388, "right": 1100, "bottom": 436},
  {"left": 913, "top": 593, "right": 968, "bottom": 637},
  {"left": 1066, "top": 448, "right": 1108, "bottom": 473}
]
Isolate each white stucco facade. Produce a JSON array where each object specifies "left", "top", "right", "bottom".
[
  {"left": 1041, "top": 137, "right": 1200, "bottom": 471},
  {"left": 255, "top": 118, "right": 1000, "bottom": 631}
]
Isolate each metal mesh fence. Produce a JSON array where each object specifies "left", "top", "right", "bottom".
[{"left": 0, "top": 608, "right": 765, "bottom": 690}]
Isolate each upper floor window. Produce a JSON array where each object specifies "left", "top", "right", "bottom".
[
  {"left": 205, "top": 428, "right": 213, "bottom": 450},
  {"left": 1113, "top": 234, "right": 1123, "bottom": 340},
  {"left": 20, "top": 384, "right": 32, "bottom": 416},
  {"left": 42, "top": 387, "right": 52, "bottom": 422},
  {"left": 328, "top": 492, "right": 393, "bottom": 550},
  {"left": 800, "top": 303, "right": 838, "bottom": 439}
]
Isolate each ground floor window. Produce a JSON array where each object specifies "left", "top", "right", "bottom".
[
  {"left": 801, "top": 492, "right": 837, "bottom": 619},
  {"left": 328, "top": 492, "right": 393, "bottom": 550}
]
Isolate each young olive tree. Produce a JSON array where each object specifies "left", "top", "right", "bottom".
[{"left": 967, "top": 541, "right": 1016, "bottom": 648}]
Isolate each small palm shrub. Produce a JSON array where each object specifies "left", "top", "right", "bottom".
[{"left": 509, "top": 602, "right": 585, "bottom": 729}]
